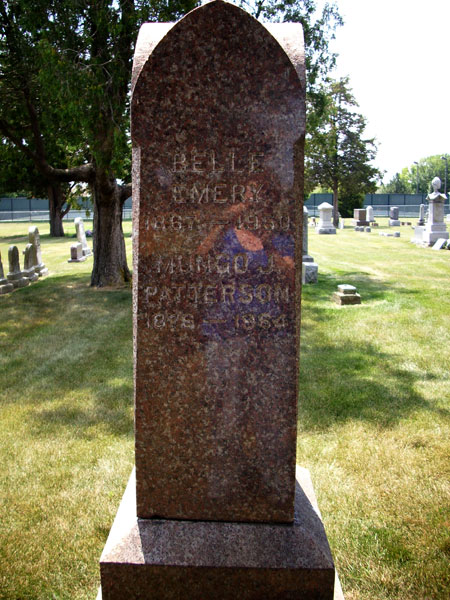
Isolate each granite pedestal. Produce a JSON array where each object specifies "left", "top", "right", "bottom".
[{"left": 99, "top": 467, "right": 335, "bottom": 600}]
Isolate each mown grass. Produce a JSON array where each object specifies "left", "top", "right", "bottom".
[{"left": 1, "top": 218, "right": 449, "bottom": 599}]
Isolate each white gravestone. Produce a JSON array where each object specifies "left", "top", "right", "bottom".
[
  {"left": 316, "top": 202, "right": 336, "bottom": 234},
  {"left": 7, "top": 246, "right": 30, "bottom": 288},
  {"left": 0, "top": 250, "right": 14, "bottom": 294},
  {"left": 75, "top": 218, "right": 92, "bottom": 257},
  {"left": 422, "top": 177, "right": 449, "bottom": 245},
  {"left": 366, "top": 205, "right": 376, "bottom": 223},
  {"left": 68, "top": 242, "right": 87, "bottom": 263}
]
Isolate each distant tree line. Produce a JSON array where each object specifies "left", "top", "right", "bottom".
[{"left": 380, "top": 155, "right": 449, "bottom": 195}]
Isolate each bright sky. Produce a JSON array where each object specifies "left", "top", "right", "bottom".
[{"left": 325, "top": 0, "right": 450, "bottom": 183}]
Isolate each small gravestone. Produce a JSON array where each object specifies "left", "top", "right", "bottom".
[
  {"left": 99, "top": 3, "right": 334, "bottom": 599},
  {"left": 316, "top": 202, "right": 336, "bottom": 234},
  {"left": 302, "top": 207, "right": 318, "bottom": 284},
  {"left": 23, "top": 244, "right": 39, "bottom": 282},
  {"left": 0, "top": 250, "right": 14, "bottom": 294},
  {"left": 366, "top": 205, "right": 376, "bottom": 224},
  {"left": 422, "top": 177, "right": 449, "bottom": 246},
  {"left": 68, "top": 242, "right": 86, "bottom": 263},
  {"left": 365, "top": 226, "right": 371, "bottom": 233},
  {"left": 28, "top": 226, "right": 48, "bottom": 276},
  {"left": 7, "top": 246, "right": 29, "bottom": 288},
  {"left": 353, "top": 208, "right": 369, "bottom": 226},
  {"left": 333, "top": 284, "right": 361, "bottom": 305},
  {"left": 74, "top": 217, "right": 92, "bottom": 257},
  {"left": 389, "top": 206, "right": 400, "bottom": 226},
  {"left": 338, "top": 218, "right": 345, "bottom": 229},
  {"left": 417, "top": 204, "right": 425, "bottom": 226},
  {"left": 432, "top": 238, "right": 448, "bottom": 250}
]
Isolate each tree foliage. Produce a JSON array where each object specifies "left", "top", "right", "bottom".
[
  {"left": 305, "top": 77, "right": 381, "bottom": 221},
  {"left": 381, "top": 155, "right": 449, "bottom": 195}
]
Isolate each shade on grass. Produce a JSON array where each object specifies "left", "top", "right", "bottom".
[{"left": 0, "top": 219, "right": 449, "bottom": 599}]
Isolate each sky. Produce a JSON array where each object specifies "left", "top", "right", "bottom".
[{"left": 323, "top": 0, "right": 450, "bottom": 183}]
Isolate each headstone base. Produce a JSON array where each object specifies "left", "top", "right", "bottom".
[
  {"left": 0, "top": 279, "right": 14, "bottom": 294},
  {"left": 353, "top": 220, "right": 369, "bottom": 227},
  {"left": 7, "top": 273, "right": 30, "bottom": 288},
  {"left": 389, "top": 219, "right": 400, "bottom": 227},
  {"left": 99, "top": 467, "right": 335, "bottom": 600},
  {"left": 302, "top": 262, "right": 318, "bottom": 284},
  {"left": 332, "top": 291, "right": 361, "bottom": 305},
  {"left": 316, "top": 227, "right": 336, "bottom": 235},
  {"left": 421, "top": 229, "right": 449, "bottom": 246},
  {"left": 35, "top": 265, "right": 49, "bottom": 277}
]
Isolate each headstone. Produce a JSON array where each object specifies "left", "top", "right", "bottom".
[
  {"left": 365, "top": 226, "right": 371, "bottom": 233},
  {"left": 28, "top": 226, "right": 48, "bottom": 276},
  {"left": 0, "top": 250, "right": 14, "bottom": 294},
  {"left": 394, "top": 231, "right": 400, "bottom": 238},
  {"left": 332, "top": 283, "right": 361, "bottom": 305},
  {"left": 432, "top": 238, "right": 448, "bottom": 250},
  {"left": 422, "top": 177, "right": 449, "bottom": 245},
  {"left": 353, "top": 208, "right": 369, "bottom": 226},
  {"left": 411, "top": 225, "right": 425, "bottom": 244},
  {"left": 68, "top": 242, "right": 86, "bottom": 263},
  {"left": 316, "top": 202, "right": 336, "bottom": 234},
  {"left": 338, "top": 218, "right": 345, "bottom": 229},
  {"left": 389, "top": 206, "right": 400, "bottom": 226},
  {"left": 7, "top": 246, "right": 29, "bottom": 288},
  {"left": 74, "top": 217, "right": 92, "bottom": 257},
  {"left": 366, "top": 205, "right": 376, "bottom": 223},
  {"left": 23, "top": 244, "right": 39, "bottom": 282},
  {"left": 99, "top": 3, "right": 334, "bottom": 599},
  {"left": 302, "top": 207, "right": 318, "bottom": 284}
]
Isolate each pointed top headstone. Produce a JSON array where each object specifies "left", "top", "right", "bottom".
[{"left": 131, "top": 0, "right": 305, "bottom": 524}]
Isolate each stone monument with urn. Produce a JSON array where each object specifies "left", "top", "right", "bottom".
[{"left": 98, "top": 3, "right": 335, "bottom": 598}]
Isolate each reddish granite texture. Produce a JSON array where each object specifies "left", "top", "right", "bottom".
[
  {"left": 131, "top": 0, "right": 305, "bottom": 523},
  {"left": 99, "top": 468, "right": 335, "bottom": 599}
]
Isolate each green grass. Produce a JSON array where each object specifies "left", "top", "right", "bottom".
[{"left": 1, "top": 219, "right": 449, "bottom": 599}]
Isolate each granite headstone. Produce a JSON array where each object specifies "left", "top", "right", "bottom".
[
  {"left": 23, "top": 244, "right": 39, "bottom": 282},
  {"left": 422, "top": 177, "right": 449, "bottom": 245},
  {"left": 316, "top": 202, "right": 336, "bottom": 234},
  {"left": 389, "top": 206, "right": 400, "bottom": 226},
  {"left": 302, "top": 207, "right": 318, "bottom": 283},
  {"left": 99, "top": 2, "right": 334, "bottom": 599}
]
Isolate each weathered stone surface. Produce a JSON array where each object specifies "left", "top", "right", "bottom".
[
  {"left": 131, "top": 0, "right": 305, "bottom": 523},
  {"left": 0, "top": 250, "right": 14, "bottom": 294},
  {"left": 422, "top": 180, "right": 449, "bottom": 245},
  {"left": 68, "top": 242, "right": 86, "bottom": 263},
  {"left": 366, "top": 205, "right": 375, "bottom": 223},
  {"left": 432, "top": 238, "right": 447, "bottom": 250},
  {"left": 353, "top": 208, "right": 369, "bottom": 227},
  {"left": 99, "top": 467, "right": 335, "bottom": 600},
  {"left": 302, "top": 261, "right": 318, "bottom": 284},
  {"left": 23, "top": 244, "right": 39, "bottom": 282},
  {"left": 75, "top": 217, "right": 92, "bottom": 257},
  {"left": 28, "top": 226, "right": 48, "bottom": 276},
  {"left": 7, "top": 246, "right": 29, "bottom": 288},
  {"left": 337, "top": 284, "right": 356, "bottom": 295},
  {"left": 333, "top": 291, "right": 361, "bottom": 305},
  {"left": 316, "top": 202, "right": 336, "bottom": 234}
]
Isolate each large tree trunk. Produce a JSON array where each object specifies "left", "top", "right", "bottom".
[
  {"left": 90, "top": 173, "right": 131, "bottom": 287},
  {"left": 48, "top": 183, "right": 66, "bottom": 237}
]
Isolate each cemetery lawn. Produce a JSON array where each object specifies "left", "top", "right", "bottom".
[{"left": 0, "top": 218, "right": 449, "bottom": 600}]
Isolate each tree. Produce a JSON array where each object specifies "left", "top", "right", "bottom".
[
  {"left": 305, "top": 78, "right": 380, "bottom": 224},
  {"left": 381, "top": 155, "right": 449, "bottom": 195},
  {"left": 0, "top": 0, "right": 199, "bottom": 285}
]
